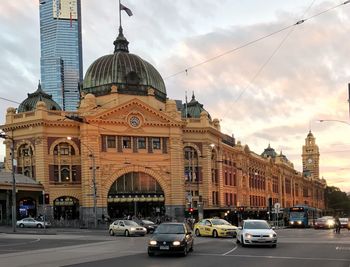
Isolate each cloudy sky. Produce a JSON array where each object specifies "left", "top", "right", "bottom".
[{"left": 1, "top": 0, "right": 350, "bottom": 192}]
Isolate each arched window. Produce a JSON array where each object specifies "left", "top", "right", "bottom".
[{"left": 17, "top": 143, "right": 35, "bottom": 178}]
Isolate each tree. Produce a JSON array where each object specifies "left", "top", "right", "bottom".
[{"left": 325, "top": 186, "right": 350, "bottom": 216}]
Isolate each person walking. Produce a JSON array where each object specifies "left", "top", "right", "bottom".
[{"left": 334, "top": 216, "right": 341, "bottom": 234}]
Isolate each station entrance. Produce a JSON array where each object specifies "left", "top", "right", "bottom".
[{"left": 107, "top": 172, "right": 165, "bottom": 219}]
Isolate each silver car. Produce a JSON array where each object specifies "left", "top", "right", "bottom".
[
  {"left": 16, "top": 218, "right": 51, "bottom": 228},
  {"left": 236, "top": 219, "right": 277, "bottom": 247},
  {"left": 109, "top": 220, "right": 147, "bottom": 237}
]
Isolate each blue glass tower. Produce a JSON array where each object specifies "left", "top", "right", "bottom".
[{"left": 39, "top": 0, "right": 83, "bottom": 111}]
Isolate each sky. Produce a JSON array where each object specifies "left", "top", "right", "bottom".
[{"left": 0, "top": 0, "right": 350, "bottom": 193}]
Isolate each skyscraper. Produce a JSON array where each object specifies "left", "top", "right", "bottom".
[{"left": 39, "top": 0, "right": 83, "bottom": 111}]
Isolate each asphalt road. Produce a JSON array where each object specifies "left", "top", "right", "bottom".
[{"left": 0, "top": 227, "right": 349, "bottom": 267}]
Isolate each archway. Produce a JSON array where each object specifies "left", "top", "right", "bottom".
[
  {"left": 53, "top": 196, "right": 79, "bottom": 220},
  {"left": 107, "top": 172, "right": 165, "bottom": 220}
]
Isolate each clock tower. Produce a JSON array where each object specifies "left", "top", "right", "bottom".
[{"left": 302, "top": 131, "right": 320, "bottom": 179}]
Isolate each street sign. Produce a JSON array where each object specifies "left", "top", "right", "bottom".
[{"left": 274, "top": 202, "right": 281, "bottom": 213}]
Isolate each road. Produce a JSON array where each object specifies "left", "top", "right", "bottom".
[{"left": 0, "top": 227, "right": 349, "bottom": 267}]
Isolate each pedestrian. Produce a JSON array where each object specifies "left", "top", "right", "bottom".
[{"left": 334, "top": 216, "right": 341, "bottom": 234}]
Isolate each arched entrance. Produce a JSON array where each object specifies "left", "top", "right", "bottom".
[
  {"left": 107, "top": 172, "right": 165, "bottom": 219},
  {"left": 53, "top": 196, "right": 79, "bottom": 220}
]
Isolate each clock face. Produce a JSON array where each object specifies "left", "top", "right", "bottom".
[
  {"left": 307, "top": 158, "right": 313, "bottom": 164},
  {"left": 129, "top": 116, "right": 140, "bottom": 127}
]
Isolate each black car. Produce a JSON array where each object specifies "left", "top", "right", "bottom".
[
  {"left": 147, "top": 222, "right": 194, "bottom": 256},
  {"left": 133, "top": 219, "right": 157, "bottom": 233}
]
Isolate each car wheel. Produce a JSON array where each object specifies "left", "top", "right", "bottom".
[
  {"left": 37, "top": 224, "right": 43, "bottom": 228},
  {"left": 182, "top": 245, "right": 188, "bottom": 256},
  {"left": 19, "top": 224, "right": 24, "bottom": 228},
  {"left": 124, "top": 230, "right": 130, "bottom": 237},
  {"left": 241, "top": 236, "right": 245, "bottom": 247},
  {"left": 148, "top": 248, "right": 155, "bottom": 257},
  {"left": 212, "top": 230, "right": 218, "bottom": 238},
  {"left": 109, "top": 229, "right": 115, "bottom": 236},
  {"left": 272, "top": 244, "right": 277, "bottom": 248},
  {"left": 195, "top": 229, "right": 201, "bottom": 237}
]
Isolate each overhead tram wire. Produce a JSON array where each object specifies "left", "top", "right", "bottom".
[
  {"left": 164, "top": 0, "right": 350, "bottom": 80},
  {"left": 222, "top": 0, "right": 317, "bottom": 110},
  {"left": 1, "top": 2, "right": 349, "bottom": 128},
  {"left": 6, "top": 0, "right": 345, "bottom": 116}
]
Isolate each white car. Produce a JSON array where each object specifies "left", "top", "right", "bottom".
[
  {"left": 16, "top": 218, "right": 51, "bottom": 228},
  {"left": 109, "top": 220, "right": 147, "bottom": 237},
  {"left": 236, "top": 219, "right": 277, "bottom": 248}
]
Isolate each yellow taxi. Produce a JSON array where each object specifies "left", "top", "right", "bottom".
[{"left": 194, "top": 218, "right": 237, "bottom": 238}]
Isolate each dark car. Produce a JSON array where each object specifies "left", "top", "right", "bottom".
[
  {"left": 137, "top": 219, "right": 157, "bottom": 233},
  {"left": 147, "top": 222, "right": 194, "bottom": 256}
]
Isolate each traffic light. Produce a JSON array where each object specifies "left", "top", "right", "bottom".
[
  {"left": 238, "top": 207, "right": 244, "bottom": 212},
  {"left": 188, "top": 207, "right": 194, "bottom": 214},
  {"left": 44, "top": 193, "right": 50, "bottom": 205}
]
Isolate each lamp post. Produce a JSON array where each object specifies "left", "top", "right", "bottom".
[
  {"left": 0, "top": 133, "right": 16, "bottom": 232},
  {"left": 67, "top": 137, "right": 97, "bottom": 228}
]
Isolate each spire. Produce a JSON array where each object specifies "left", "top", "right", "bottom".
[
  {"left": 36, "top": 80, "right": 43, "bottom": 93},
  {"left": 114, "top": 26, "right": 129, "bottom": 53}
]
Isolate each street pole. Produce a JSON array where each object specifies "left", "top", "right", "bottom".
[
  {"left": 10, "top": 140, "right": 16, "bottom": 232},
  {"left": 43, "top": 191, "right": 46, "bottom": 231},
  {"left": 90, "top": 154, "right": 97, "bottom": 228}
]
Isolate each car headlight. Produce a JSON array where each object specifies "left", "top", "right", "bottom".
[
  {"left": 327, "top": 220, "right": 334, "bottom": 226},
  {"left": 297, "top": 221, "right": 302, "bottom": 224},
  {"left": 149, "top": 240, "right": 157, "bottom": 245},
  {"left": 172, "top": 241, "right": 181, "bottom": 246},
  {"left": 269, "top": 233, "right": 277, "bottom": 238},
  {"left": 245, "top": 233, "right": 252, "bottom": 239},
  {"left": 143, "top": 227, "right": 147, "bottom": 231},
  {"left": 290, "top": 221, "right": 294, "bottom": 225},
  {"left": 130, "top": 227, "right": 136, "bottom": 231}
]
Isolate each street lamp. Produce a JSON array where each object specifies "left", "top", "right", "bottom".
[
  {"left": 67, "top": 137, "right": 97, "bottom": 228},
  {"left": 0, "top": 133, "right": 16, "bottom": 232}
]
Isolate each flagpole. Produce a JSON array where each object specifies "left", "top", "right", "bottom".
[{"left": 119, "top": 0, "right": 122, "bottom": 28}]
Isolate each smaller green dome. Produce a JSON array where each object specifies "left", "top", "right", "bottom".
[
  {"left": 18, "top": 82, "right": 62, "bottom": 113},
  {"left": 182, "top": 92, "right": 211, "bottom": 120},
  {"left": 261, "top": 144, "right": 277, "bottom": 158}
]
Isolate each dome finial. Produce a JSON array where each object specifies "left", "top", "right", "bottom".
[
  {"left": 36, "top": 80, "right": 43, "bottom": 93},
  {"left": 192, "top": 91, "right": 195, "bottom": 100},
  {"left": 114, "top": 26, "right": 129, "bottom": 53}
]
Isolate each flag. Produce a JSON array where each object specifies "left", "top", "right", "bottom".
[{"left": 120, "top": 3, "right": 133, "bottom": 16}]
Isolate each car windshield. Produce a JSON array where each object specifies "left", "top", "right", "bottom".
[
  {"left": 155, "top": 224, "right": 185, "bottom": 234},
  {"left": 211, "top": 219, "right": 230, "bottom": 225},
  {"left": 142, "top": 220, "right": 154, "bottom": 224},
  {"left": 244, "top": 221, "right": 270, "bottom": 229},
  {"left": 290, "top": 212, "right": 304, "bottom": 218},
  {"left": 124, "top": 220, "right": 139, "bottom": 226}
]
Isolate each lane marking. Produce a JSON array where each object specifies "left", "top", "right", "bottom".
[
  {"left": 222, "top": 243, "right": 238, "bottom": 255},
  {"left": 192, "top": 252, "right": 350, "bottom": 262}
]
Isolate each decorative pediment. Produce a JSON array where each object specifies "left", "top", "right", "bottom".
[{"left": 88, "top": 98, "right": 182, "bottom": 127}]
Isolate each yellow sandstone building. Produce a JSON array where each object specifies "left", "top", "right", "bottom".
[{"left": 0, "top": 27, "right": 326, "bottom": 226}]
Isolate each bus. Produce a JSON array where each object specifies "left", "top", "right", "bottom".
[{"left": 288, "top": 205, "right": 320, "bottom": 227}]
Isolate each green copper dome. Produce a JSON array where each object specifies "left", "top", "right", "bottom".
[
  {"left": 18, "top": 82, "right": 62, "bottom": 113},
  {"left": 82, "top": 27, "right": 166, "bottom": 101},
  {"left": 261, "top": 144, "right": 277, "bottom": 158},
  {"left": 181, "top": 92, "right": 211, "bottom": 120}
]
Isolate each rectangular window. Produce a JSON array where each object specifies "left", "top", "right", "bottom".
[
  {"left": 60, "top": 147, "right": 69, "bottom": 155},
  {"left": 107, "top": 136, "right": 116, "bottom": 148},
  {"left": 152, "top": 138, "right": 161, "bottom": 150},
  {"left": 138, "top": 137, "right": 146, "bottom": 149},
  {"left": 122, "top": 136, "right": 131, "bottom": 149}
]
